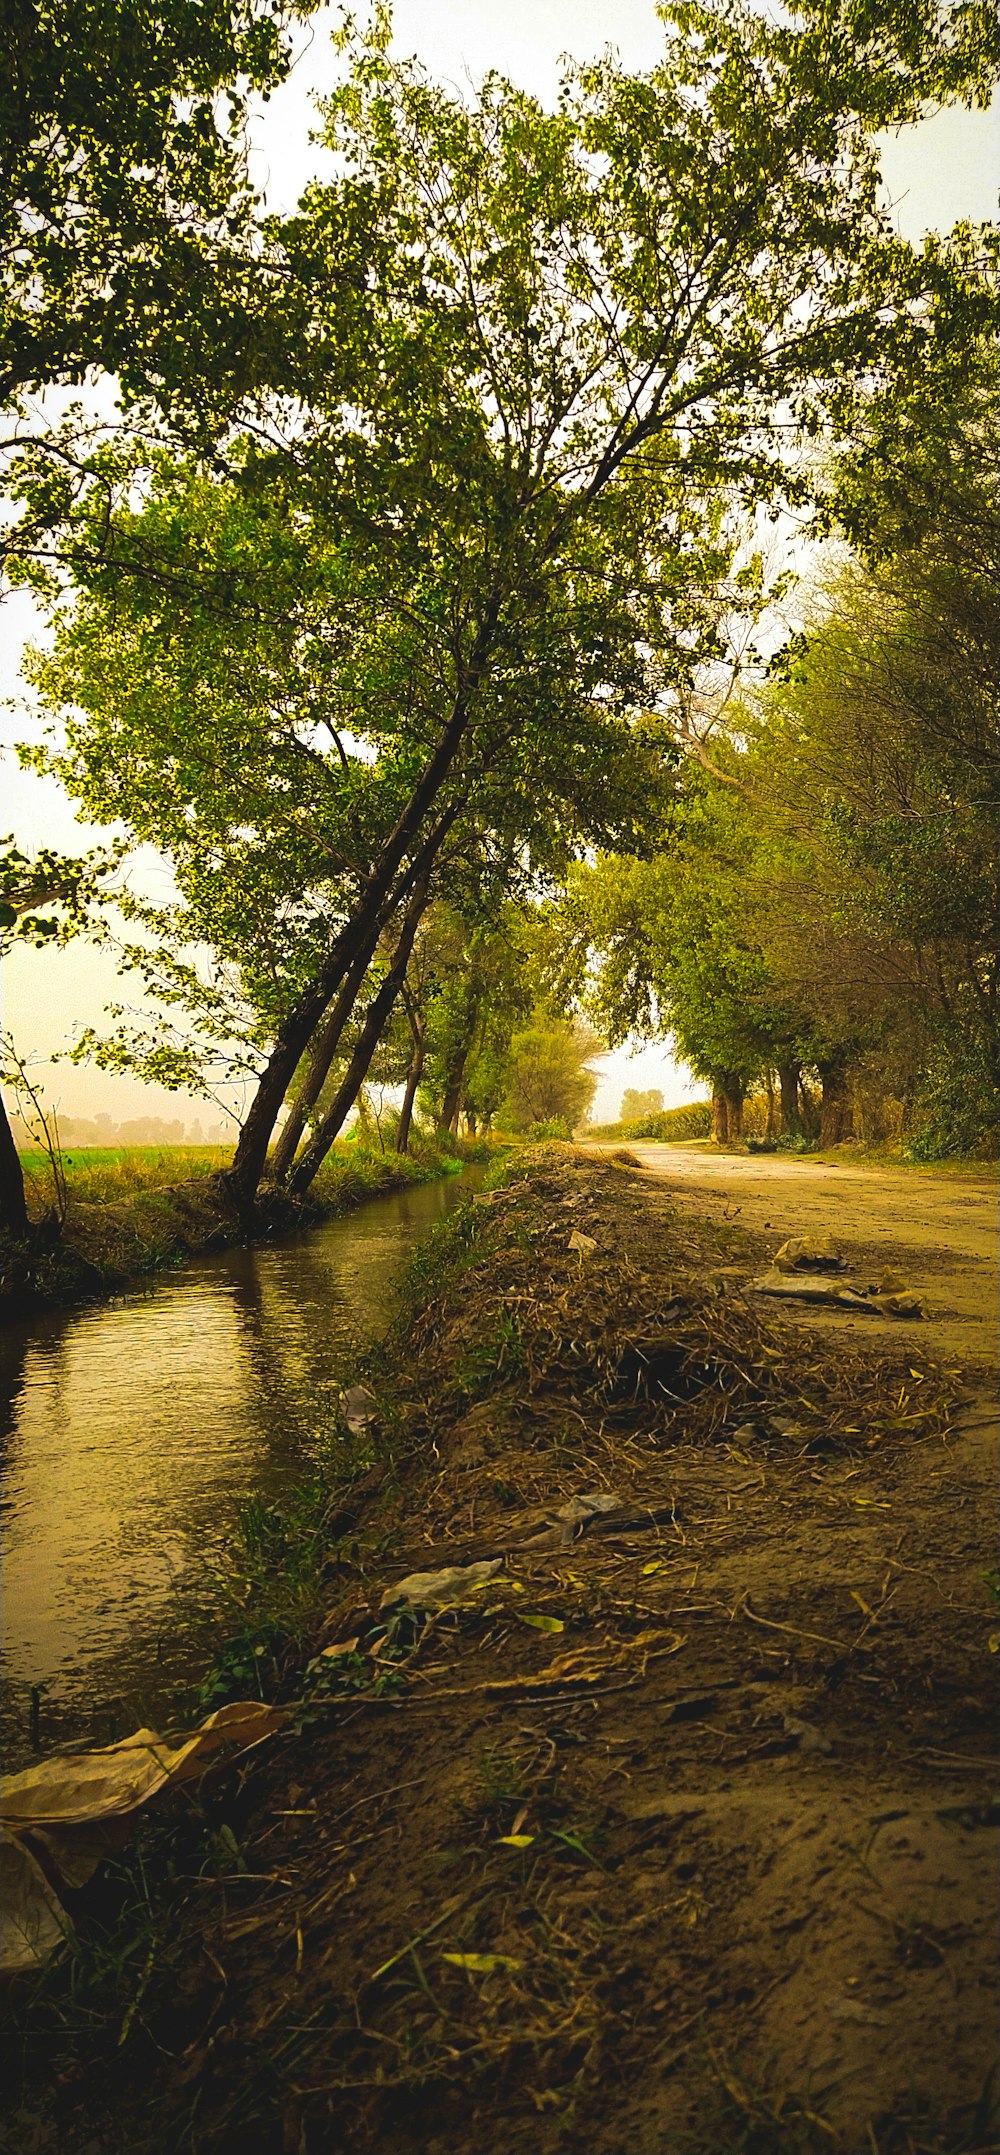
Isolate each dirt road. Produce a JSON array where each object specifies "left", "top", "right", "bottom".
[{"left": 618, "top": 1143, "right": 998, "bottom": 1376}]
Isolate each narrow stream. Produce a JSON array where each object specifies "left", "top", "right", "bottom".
[{"left": 0, "top": 1170, "right": 478, "bottom": 1767}]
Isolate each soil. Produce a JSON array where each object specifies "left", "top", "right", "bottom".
[
  {"left": 616, "top": 1140, "right": 999, "bottom": 1375},
  {"left": 4, "top": 1146, "right": 997, "bottom": 2155}
]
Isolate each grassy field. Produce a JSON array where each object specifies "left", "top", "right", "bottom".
[{"left": 20, "top": 1144, "right": 231, "bottom": 1208}]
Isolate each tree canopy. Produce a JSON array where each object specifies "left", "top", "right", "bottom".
[{"left": 5, "top": 0, "right": 999, "bottom": 1201}]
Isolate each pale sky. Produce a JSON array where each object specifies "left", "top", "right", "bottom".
[{"left": 2, "top": 3, "right": 997, "bottom": 1128}]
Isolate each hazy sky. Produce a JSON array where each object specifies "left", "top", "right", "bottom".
[{"left": 2, "top": 3, "right": 997, "bottom": 1127}]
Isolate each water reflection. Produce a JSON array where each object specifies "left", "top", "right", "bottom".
[{"left": 0, "top": 1172, "right": 474, "bottom": 1759}]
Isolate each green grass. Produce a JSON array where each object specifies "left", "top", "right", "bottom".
[
  {"left": 7, "top": 1139, "right": 462, "bottom": 1310},
  {"left": 20, "top": 1144, "right": 231, "bottom": 1208},
  {"left": 587, "top": 1100, "right": 714, "bottom": 1143}
]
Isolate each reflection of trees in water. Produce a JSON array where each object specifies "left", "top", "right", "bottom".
[
  {"left": 225, "top": 1177, "right": 466, "bottom": 1467},
  {"left": 0, "top": 1303, "right": 76, "bottom": 1475},
  {"left": 0, "top": 1173, "right": 475, "bottom": 1739},
  {"left": 0, "top": 1322, "right": 31, "bottom": 1471}
]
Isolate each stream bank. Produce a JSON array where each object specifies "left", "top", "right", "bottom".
[
  {"left": 0, "top": 1142, "right": 491, "bottom": 1314},
  {"left": 4, "top": 1146, "right": 997, "bottom": 2155}
]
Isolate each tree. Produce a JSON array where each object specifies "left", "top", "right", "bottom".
[
  {"left": 414, "top": 903, "right": 534, "bottom": 1141},
  {"left": 559, "top": 351, "right": 1000, "bottom": 1158},
  {"left": 620, "top": 1088, "right": 664, "bottom": 1125},
  {"left": 745, "top": 402, "right": 999, "bottom": 1152},
  {"left": 18, "top": 1, "right": 996, "bottom": 1202},
  {"left": 498, "top": 1017, "right": 601, "bottom": 1137},
  {"left": 1, "top": 0, "right": 323, "bottom": 584}
]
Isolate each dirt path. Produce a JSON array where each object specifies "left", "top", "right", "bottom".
[{"left": 615, "top": 1143, "right": 998, "bottom": 1376}]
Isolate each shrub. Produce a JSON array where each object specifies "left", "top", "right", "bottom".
[
  {"left": 908, "top": 1033, "right": 1000, "bottom": 1161},
  {"left": 589, "top": 1099, "right": 712, "bottom": 1142}
]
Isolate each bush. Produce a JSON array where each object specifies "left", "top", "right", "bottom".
[
  {"left": 908, "top": 1033, "right": 1000, "bottom": 1161},
  {"left": 589, "top": 1099, "right": 711, "bottom": 1142}
]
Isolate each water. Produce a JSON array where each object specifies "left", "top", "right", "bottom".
[{"left": 0, "top": 1171, "right": 477, "bottom": 1765}]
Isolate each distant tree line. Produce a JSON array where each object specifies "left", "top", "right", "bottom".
[{"left": 552, "top": 357, "right": 999, "bottom": 1159}]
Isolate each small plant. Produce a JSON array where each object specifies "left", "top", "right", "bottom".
[{"left": 458, "top": 1304, "right": 523, "bottom": 1395}]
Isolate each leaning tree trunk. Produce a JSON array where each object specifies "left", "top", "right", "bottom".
[
  {"left": 268, "top": 932, "right": 381, "bottom": 1185},
  {"left": 0, "top": 1091, "right": 29, "bottom": 1239},
  {"left": 290, "top": 874, "right": 430, "bottom": 1195},
  {"left": 777, "top": 1060, "right": 801, "bottom": 1136},
  {"left": 225, "top": 663, "right": 485, "bottom": 1206}
]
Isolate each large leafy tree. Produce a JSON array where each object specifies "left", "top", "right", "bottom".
[{"left": 16, "top": 1, "right": 1000, "bottom": 1201}]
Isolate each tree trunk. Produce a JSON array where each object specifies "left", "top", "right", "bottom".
[
  {"left": 437, "top": 1053, "right": 467, "bottom": 1137},
  {"left": 395, "top": 1010, "right": 426, "bottom": 1156},
  {"left": 290, "top": 874, "right": 430, "bottom": 1195},
  {"left": 764, "top": 1069, "right": 776, "bottom": 1141},
  {"left": 818, "top": 1059, "right": 851, "bottom": 1147},
  {"left": 711, "top": 1087, "right": 729, "bottom": 1144},
  {"left": 798, "top": 1076, "right": 820, "bottom": 1140},
  {"left": 723, "top": 1077, "right": 744, "bottom": 1144},
  {"left": 777, "top": 1060, "right": 801, "bottom": 1136},
  {"left": 268, "top": 931, "right": 381, "bottom": 1184},
  {"left": 0, "top": 1091, "right": 29, "bottom": 1239},
  {"left": 225, "top": 667, "right": 485, "bottom": 1205},
  {"left": 226, "top": 780, "right": 465, "bottom": 1215}
]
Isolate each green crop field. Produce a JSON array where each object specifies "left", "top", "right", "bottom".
[{"left": 19, "top": 1145, "right": 231, "bottom": 1206}]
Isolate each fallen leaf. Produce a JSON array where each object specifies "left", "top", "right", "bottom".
[
  {"left": 441, "top": 1951, "right": 522, "bottom": 1973},
  {"left": 497, "top": 1834, "right": 536, "bottom": 1848},
  {"left": 517, "top": 1613, "right": 565, "bottom": 1633},
  {"left": 1, "top": 1830, "right": 69, "bottom": 1977},
  {"left": 1, "top": 1701, "right": 289, "bottom": 1973}
]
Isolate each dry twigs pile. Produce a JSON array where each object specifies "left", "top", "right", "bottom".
[{"left": 402, "top": 1147, "right": 960, "bottom": 1475}]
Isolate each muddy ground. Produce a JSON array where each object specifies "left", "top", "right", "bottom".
[{"left": 4, "top": 1147, "right": 998, "bottom": 2155}]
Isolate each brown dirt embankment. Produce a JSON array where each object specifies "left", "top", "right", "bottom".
[{"left": 5, "top": 1146, "right": 997, "bottom": 2155}]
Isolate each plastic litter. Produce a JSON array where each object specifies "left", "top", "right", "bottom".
[{"left": 379, "top": 1559, "right": 503, "bottom": 1611}]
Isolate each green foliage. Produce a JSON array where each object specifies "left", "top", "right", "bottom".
[
  {"left": 620, "top": 1087, "right": 664, "bottom": 1124},
  {"left": 9, "top": 2, "right": 999, "bottom": 1199},
  {"left": 1, "top": 0, "right": 315, "bottom": 410},
  {"left": 558, "top": 359, "right": 999, "bottom": 1158},
  {"left": 498, "top": 1018, "right": 601, "bottom": 1136},
  {"left": 590, "top": 1100, "right": 713, "bottom": 1143},
  {"left": 907, "top": 1028, "right": 1000, "bottom": 1160}
]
